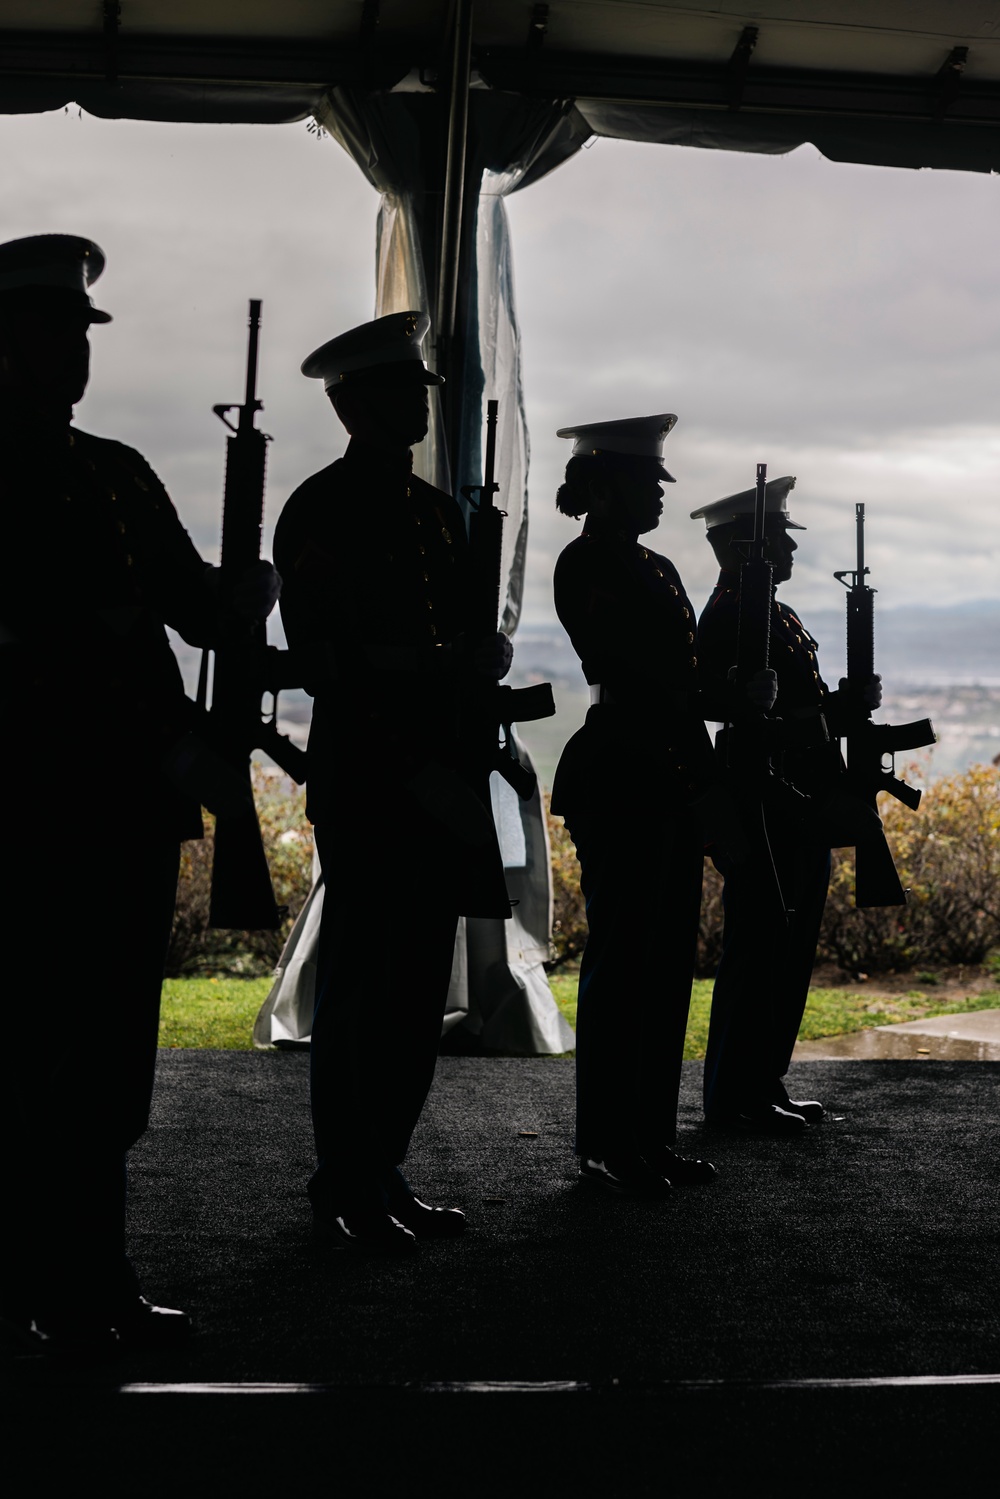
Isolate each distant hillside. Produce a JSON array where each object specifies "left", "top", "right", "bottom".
[
  {"left": 513, "top": 600, "right": 1000, "bottom": 689},
  {"left": 797, "top": 602, "right": 1000, "bottom": 686}
]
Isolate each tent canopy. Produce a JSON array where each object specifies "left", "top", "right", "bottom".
[{"left": 2, "top": 2, "right": 999, "bottom": 170}]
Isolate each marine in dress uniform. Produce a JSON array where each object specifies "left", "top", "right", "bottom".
[
  {"left": 549, "top": 414, "right": 745, "bottom": 1196},
  {"left": 692, "top": 477, "right": 880, "bottom": 1134},
  {"left": 274, "top": 311, "right": 511, "bottom": 1253},
  {"left": 0, "top": 235, "right": 280, "bottom": 1351}
]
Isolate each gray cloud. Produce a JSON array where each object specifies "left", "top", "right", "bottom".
[{"left": 2, "top": 112, "right": 996, "bottom": 628}]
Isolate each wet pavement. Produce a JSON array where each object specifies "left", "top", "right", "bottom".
[{"left": 793, "top": 1008, "right": 1000, "bottom": 1061}]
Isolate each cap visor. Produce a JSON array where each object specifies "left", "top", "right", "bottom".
[
  {"left": 87, "top": 307, "right": 112, "bottom": 324},
  {"left": 658, "top": 465, "right": 675, "bottom": 483}
]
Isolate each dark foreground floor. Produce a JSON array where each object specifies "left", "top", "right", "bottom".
[{"left": 8, "top": 1054, "right": 1000, "bottom": 1495}]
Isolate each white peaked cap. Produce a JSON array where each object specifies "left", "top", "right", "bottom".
[
  {"left": 556, "top": 413, "right": 678, "bottom": 480},
  {"left": 0, "top": 234, "right": 112, "bottom": 322},
  {"left": 690, "top": 475, "right": 805, "bottom": 530},
  {"left": 301, "top": 309, "right": 444, "bottom": 390}
]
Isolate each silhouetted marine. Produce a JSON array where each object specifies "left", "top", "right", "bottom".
[
  {"left": 0, "top": 234, "right": 279, "bottom": 1353},
  {"left": 275, "top": 311, "right": 511, "bottom": 1254},
  {"left": 693, "top": 476, "right": 881, "bottom": 1134},
  {"left": 549, "top": 413, "right": 735, "bottom": 1196}
]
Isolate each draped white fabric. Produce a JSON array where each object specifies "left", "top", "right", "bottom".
[{"left": 253, "top": 87, "right": 582, "bottom": 1054}]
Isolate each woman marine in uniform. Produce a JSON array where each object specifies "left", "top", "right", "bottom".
[{"left": 549, "top": 414, "right": 751, "bottom": 1195}]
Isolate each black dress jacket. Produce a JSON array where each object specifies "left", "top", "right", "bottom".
[
  {"left": 697, "top": 571, "right": 848, "bottom": 796},
  {"left": 551, "top": 526, "right": 718, "bottom": 818},
  {"left": 0, "top": 408, "right": 215, "bottom": 838}
]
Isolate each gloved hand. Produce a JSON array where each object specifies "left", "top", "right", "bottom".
[
  {"left": 727, "top": 664, "right": 778, "bottom": 712},
  {"left": 691, "top": 782, "right": 751, "bottom": 864},
  {"left": 206, "top": 561, "right": 282, "bottom": 620},
  {"left": 473, "top": 631, "right": 514, "bottom": 681},
  {"left": 838, "top": 673, "right": 882, "bottom": 710},
  {"left": 745, "top": 668, "right": 778, "bottom": 712}
]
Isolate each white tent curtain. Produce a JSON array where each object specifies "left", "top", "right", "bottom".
[{"left": 254, "top": 85, "right": 585, "bottom": 1054}]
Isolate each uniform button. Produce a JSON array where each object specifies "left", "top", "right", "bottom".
[
  {"left": 429, "top": 624, "right": 438, "bottom": 638},
  {"left": 812, "top": 670, "right": 819, "bottom": 680},
  {"left": 690, "top": 655, "right": 697, "bottom": 667},
  {"left": 135, "top": 478, "right": 149, "bottom": 493},
  {"left": 422, "top": 572, "right": 429, "bottom": 582},
  {"left": 670, "top": 584, "right": 679, "bottom": 597},
  {"left": 117, "top": 520, "right": 126, "bottom": 534},
  {"left": 426, "top": 601, "right": 434, "bottom": 611},
  {"left": 406, "top": 487, "right": 412, "bottom": 498},
  {"left": 125, "top": 554, "right": 134, "bottom": 567},
  {"left": 441, "top": 528, "right": 452, "bottom": 543},
  {"left": 682, "top": 607, "right": 691, "bottom": 619},
  {"left": 654, "top": 567, "right": 663, "bottom": 578},
  {"left": 418, "top": 545, "right": 427, "bottom": 556},
  {"left": 687, "top": 632, "right": 695, "bottom": 644}
]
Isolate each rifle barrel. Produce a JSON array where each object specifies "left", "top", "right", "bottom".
[
  {"left": 483, "top": 399, "right": 499, "bottom": 504},
  {"left": 242, "top": 299, "right": 262, "bottom": 417}
]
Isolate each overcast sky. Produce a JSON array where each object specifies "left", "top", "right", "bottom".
[{"left": 2, "top": 108, "right": 998, "bottom": 641}]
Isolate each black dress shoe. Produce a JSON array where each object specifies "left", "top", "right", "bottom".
[
  {"left": 383, "top": 1168, "right": 465, "bottom": 1239},
  {"left": 114, "top": 1297, "right": 193, "bottom": 1350},
  {"left": 579, "top": 1154, "right": 672, "bottom": 1197},
  {"left": 314, "top": 1207, "right": 419, "bottom": 1255},
  {"left": 645, "top": 1146, "right": 717, "bottom": 1185},
  {"left": 734, "top": 1104, "right": 809, "bottom": 1136},
  {"left": 777, "top": 1094, "right": 825, "bottom": 1123}
]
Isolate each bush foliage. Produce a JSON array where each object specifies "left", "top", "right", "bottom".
[
  {"left": 547, "top": 763, "right": 1000, "bottom": 977},
  {"left": 165, "top": 767, "right": 314, "bottom": 978}
]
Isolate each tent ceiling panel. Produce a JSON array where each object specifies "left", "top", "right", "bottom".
[{"left": 1, "top": 2, "right": 998, "bottom": 166}]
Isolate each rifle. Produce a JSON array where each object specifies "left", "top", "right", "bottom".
[
  {"left": 722, "top": 461, "right": 793, "bottom": 919},
  {"left": 834, "top": 502, "right": 935, "bottom": 908},
  {"left": 201, "top": 299, "right": 307, "bottom": 930},
  {"left": 461, "top": 398, "right": 555, "bottom": 802}
]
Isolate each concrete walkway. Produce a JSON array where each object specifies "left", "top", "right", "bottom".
[{"left": 794, "top": 1008, "right": 1000, "bottom": 1060}]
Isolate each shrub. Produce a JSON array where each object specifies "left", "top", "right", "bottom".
[
  {"left": 547, "top": 795, "right": 589, "bottom": 968},
  {"left": 165, "top": 766, "right": 314, "bottom": 977},
  {"left": 546, "top": 764, "right": 1000, "bottom": 978},
  {"left": 819, "top": 762, "right": 1000, "bottom": 974}
]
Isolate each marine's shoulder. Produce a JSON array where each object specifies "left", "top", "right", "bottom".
[
  {"left": 554, "top": 532, "right": 603, "bottom": 572},
  {"left": 69, "top": 427, "right": 172, "bottom": 500},
  {"left": 698, "top": 581, "right": 738, "bottom": 617},
  {"left": 284, "top": 457, "right": 345, "bottom": 501},
  {"left": 407, "top": 472, "right": 464, "bottom": 519}
]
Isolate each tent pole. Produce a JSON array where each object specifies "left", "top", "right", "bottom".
[{"left": 435, "top": 0, "right": 473, "bottom": 401}]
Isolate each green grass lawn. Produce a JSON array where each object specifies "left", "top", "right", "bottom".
[
  {"left": 160, "top": 969, "right": 1000, "bottom": 1056},
  {"left": 548, "top": 966, "right": 999, "bottom": 1060},
  {"left": 159, "top": 977, "right": 274, "bottom": 1050}
]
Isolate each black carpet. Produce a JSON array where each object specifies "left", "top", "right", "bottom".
[{"left": 8, "top": 1054, "right": 1000, "bottom": 1495}]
